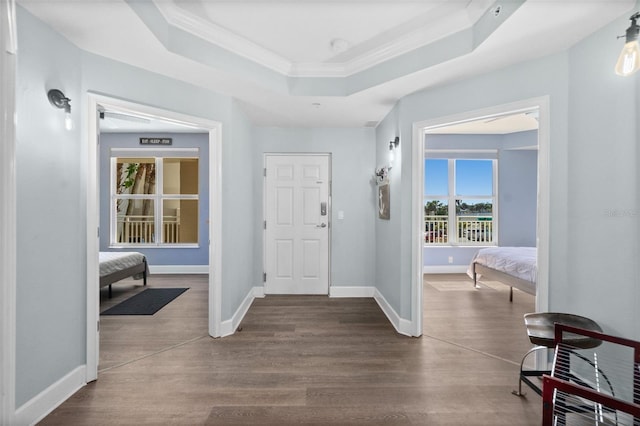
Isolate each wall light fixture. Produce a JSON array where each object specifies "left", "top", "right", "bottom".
[
  {"left": 615, "top": 12, "right": 640, "bottom": 76},
  {"left": 388, "top": 136, "right": 400, "bottom": 167},
  {"left": 47, "top": 89, "right": 73, "bottom": 130}
]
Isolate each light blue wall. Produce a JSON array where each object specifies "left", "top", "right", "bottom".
[
  {"left": 222, "top": 101, "right": 255, "bottom": 319},
  {"left": 499, "top": 133, "right": 537, "bottom": 247},
  {"left": 14, "top": 0, "right": 640, "bottom": 415},
  {"left": 80, "top": 30, "right": 256, "bottom": 328},
  {"left": 253, "top": 127, "right": 376, "bottom": 290},
  {"left": 422, "top": 131, "right": 538, "bottom": 268},
  {"left": 99, "top": 132, "right": 209, "bottom": 266},
  {"left": 15, "top": 6, "right": 256, "bottom": 408},
  {"left": 377, "top": 4, "right": 640, "bottom": 339},
  {"left": 376, "top": 53, "right": 570, "bottom": 320},
  {"left": 15, "top": 6, "right": 84, "bottom": 408},
  {"left": 375, "top": 109, "right": 403, "bottom": 311},
  {"left": 564, "top": 6, "right": 639, "bottom": 338}
]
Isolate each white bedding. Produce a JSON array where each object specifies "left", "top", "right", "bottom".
[
  {"left": 99, "top": 251, "right": 146, "bottom": 277},
  {"left": 467, "top": 247, "right": 537, "bottom": 283}
]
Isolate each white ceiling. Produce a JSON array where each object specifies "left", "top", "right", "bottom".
[{"left": 19, "top": 0, "right": 635, "bottom": 129}]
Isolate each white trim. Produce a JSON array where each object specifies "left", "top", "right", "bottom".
[
  {"left": 218, "top": 287, "right": 261, "bottom": 338},
  {"left": 411, "top": 121, "right": 424, "bottom": 338},
  {"left": 423, "top": 265, "right": 468, "bottom": 274},
  {"left": 209, "top": 124, "right": 223, "bottom": 337},
  {"left": 148, "top": 265, "right": 209, "bottom": 274},
  {"left": 86, "top": 98, "right": 100, "bottom": 382},
  {"left": 329, "top": 286, "right": 375, "bottom": 298},
  {"left": 373, "top": 289, "right": 413, "bottom": 337},
  {"left": 14, "top": 366, "right": 86, "bottom": 426},
  {"left": 1, "top": 0, "right": 17, "bottom": 422},
  {"left": 253, "top": 286, "right": 265, "bottom": 298},
  {"left": 412, "top": 96, "right": 551, "bottom": 339},
  {"left": 86, "top": 93, "right": 223, "bottom": 382}
]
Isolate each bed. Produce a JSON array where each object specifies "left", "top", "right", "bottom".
[
  {"left": 467, "top": 246, "right": 536, "bottom": 301},
  {"left": 99, "top": 251, "right": 148, "bottom": 298}
]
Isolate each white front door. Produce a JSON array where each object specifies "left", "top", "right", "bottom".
[{"left": 264, "top": 154, "right": 330, "bottom": 294}]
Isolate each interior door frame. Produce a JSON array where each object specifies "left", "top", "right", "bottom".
[
  {"left": 263, "top": 153, "right": 332, "bottom": 295},
  {"left": 1, "top": 0, "right": 17, "bottom": 421},
  {"left": 86, "top": 93, "right": 223, "bottom": 382},
  {"left": 411, "top": 96, "right": 550, "bottom": 336}
]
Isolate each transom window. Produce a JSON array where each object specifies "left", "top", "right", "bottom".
[
  {"left": 424, "top": 158, "right": 497, "bottom": 245},
  {"left": 111, "top": 154, "right": 199, "bottom": 247}
]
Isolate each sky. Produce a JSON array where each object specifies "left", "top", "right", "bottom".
[{"left": 424, "top": 159, "right": 493, "bottom": 198}]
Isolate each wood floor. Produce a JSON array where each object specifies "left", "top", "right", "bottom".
[{"left": 39, "top": 274, "right": 541, "bottom": 425}]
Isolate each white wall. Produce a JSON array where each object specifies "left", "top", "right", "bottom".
[{"left": 253, "top": 127, "right": 376, "bottom": 291}]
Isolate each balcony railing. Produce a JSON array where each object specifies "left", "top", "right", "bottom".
[
  {"left": 117, "top": 215, "right": 180, "bottom": 244},
  {"left": 424, "top": 215, "right": 493, "bottom": 244}
]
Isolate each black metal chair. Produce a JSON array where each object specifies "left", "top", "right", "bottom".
[{"left": 512, "top": 312, "right": 603, "bottom": 397}]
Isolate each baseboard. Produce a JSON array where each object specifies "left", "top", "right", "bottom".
[
  {"left": 14, "top": 365, "right": 85, "bottom": 426},
  {"left": 329, "top": 286, "right": 375, "bottom": 298},
  {"left": 423, "top": 265, "right": 468, "bottom": 274},
  {"left": 148, "top": 265, "right": 208, "bottom": 274},
  {"left": 373, "top": 289, "right": 413, "bottom": 337},
  {"left": 253, "top": 286, "right": 265, "bottom": 298},
  {"left": 219, "top": 287, "right": 260, "bottom": 337}
]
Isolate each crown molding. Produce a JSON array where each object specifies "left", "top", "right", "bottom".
[
  {"left": 153, "top": 0, "right": 491, "bottom": 78},
  {"left": 155, "top": 0, "right": 293, "bottom": 75}
]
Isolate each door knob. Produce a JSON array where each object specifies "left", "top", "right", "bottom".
[{"left": 317, "top": 223, "right": 327, "bottom": 228}]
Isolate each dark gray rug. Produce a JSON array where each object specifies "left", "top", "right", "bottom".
[{"left": 101, "top": 288, "right": 188, "bottom": 315}]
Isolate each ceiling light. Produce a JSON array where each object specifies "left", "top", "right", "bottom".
[
  {"left": 615, "top": 12, "right": 640, "bottom": 76},
  {"left": 330, "top": 38, "right": 350, "bottom": 54}
]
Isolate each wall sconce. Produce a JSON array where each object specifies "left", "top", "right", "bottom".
[
  {"left": 47, "top": 89, "right": 73, "bottom": 130},
  {"left": 615, "top": 12, "right": 640, "bottom": 76},
  {"left": 374, "top": 137, "right": 399, "bottom": 184},
  {"left": 388, "top": 136, "right": 400, "bottom": 167}
]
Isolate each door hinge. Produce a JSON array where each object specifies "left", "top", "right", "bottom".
[
  {"left": 97, "top": 227, "right": 100, "bottom": 238},
  {"left": 263, "top": 272, "right": 267, "bottom": 282},
  {"left": 264, "top": 168, "right": 267, "bottom": 177},
  {"left": 264, "top": 220, "right": 266, "bottom": 230},
  {"left": 97, "top": 321, "right": 100, "bottom": 332}
]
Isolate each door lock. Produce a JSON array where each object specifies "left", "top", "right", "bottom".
[{"left": 320, "top": 202, "right": 327, "bottom": 216}]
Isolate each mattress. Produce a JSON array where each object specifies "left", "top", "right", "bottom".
[
  {"left": 99, "top": 251, "right": 146, "bottom": 277},
  {"left": 468, "top": 246, "right": 537, "bottom": 283}
]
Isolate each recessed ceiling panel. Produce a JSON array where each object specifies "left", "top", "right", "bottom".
[{"left": 173, "top": 1, "right": 447, "bottom": 63}]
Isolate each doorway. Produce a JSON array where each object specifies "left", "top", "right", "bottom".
[
  {"left": 411, "top": 97, "right": 551, "bottom": 336},
  {"left": 86, "top": 93, "right": 222, "bottom": 382},
  {"left": 263, "top": 154, "right": 331, "bottom": 295}
]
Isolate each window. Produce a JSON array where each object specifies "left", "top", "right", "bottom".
[
  {"left": 424, "top": 158, "right": 496, "bottom": 245},
  {"left": 111, "top": 154, "right": 199, "bottom": 247}
]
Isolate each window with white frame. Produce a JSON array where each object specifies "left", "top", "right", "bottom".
[
  {"left": 424, "top": 158, "right": 497, "bottom": 245},
  {"left": 111, "top": 153, "right": 199, "bottom": 247}
]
